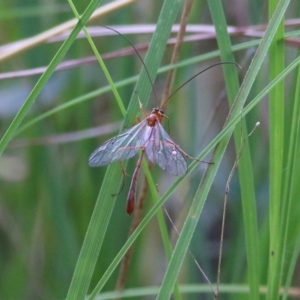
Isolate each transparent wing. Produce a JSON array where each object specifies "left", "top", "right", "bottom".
[
  {"left": 145, "top": 122, "right": 187, "bottom": 176},
  {"left": 89, "top": 120, "right": 149, "bottom": 167}
]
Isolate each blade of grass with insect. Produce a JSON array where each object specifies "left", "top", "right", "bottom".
[
  {"left": 93, "top": 26, "right": 185, "bottom": 300},
  {"left": 0, "top": 0, "right": 102, "bottom": 157},
  {"left": 267, "top": 0, "right": 286, "bottom": 299},
  {"left": 87, "top": 51, "right": 300, "bottom": 298},
  {"left": 208, "top": 0, "right": 260, "bottom": 299},
  {"left": 156, "top": 0, "right": 290, "bottom": 299},
  {"left": 65, "top": 1, "right": 183, "bottom": 299}
]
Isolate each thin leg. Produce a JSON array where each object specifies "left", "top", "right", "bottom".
[
  {"left": 164, "top": 140, "right": 213, "bottom": 165},
  {"left": 126, "top": 148, "right": 145, "bottom": 215}
]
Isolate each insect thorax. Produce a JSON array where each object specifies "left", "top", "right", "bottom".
[{"left": 147, "top": 108, "right": 164, "bottom": 127}]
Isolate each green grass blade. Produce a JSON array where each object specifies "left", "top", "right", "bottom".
[
  {"left": 281, "top": 64, "right": 300, "bottom": 299},
  {"left": 67, "top": 0, "right": 126, "bottom": 116},
  {"left": 267, "top": 0, "right": 286, "bottom": 298}
]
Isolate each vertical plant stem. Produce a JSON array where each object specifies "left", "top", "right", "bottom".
[
  {"left": 267, "top": 0, "right": 285, "bottom": 299},
  {"left": 281, "top": 64, "right": 300, "bottom": 300}
]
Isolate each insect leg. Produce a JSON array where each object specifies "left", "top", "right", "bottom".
[
  {"left": 126, "top": 148, "right": 145, "bottom": 215},
  {"left": 175, "top": 143, "right": 213, "bottom": 165}
]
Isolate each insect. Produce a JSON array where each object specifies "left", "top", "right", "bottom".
[
  {"left": 89, "top": 105, "right": 191, "bottom": 214},
  {"left": 88, "top": 28, "right": 237, "bottom": 215}
]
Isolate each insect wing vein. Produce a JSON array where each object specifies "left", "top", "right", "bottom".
[
  {"left": 89, "top": 120, "right": 148, "bottom": 167},
  {"left": 145, "top": 122, "right": 187, "bottom": 176}
]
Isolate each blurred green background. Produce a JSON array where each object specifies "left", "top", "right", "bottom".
[{"left": 0, "top": 0, "right": 300, "bottom": 299}]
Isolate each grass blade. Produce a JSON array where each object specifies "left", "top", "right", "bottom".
[{"left": 267, "top": 0, "right": 286, "bottom": 299}]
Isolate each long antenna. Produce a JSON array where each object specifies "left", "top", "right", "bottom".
[
  {"left": 102, "top": 26, "right": 158, "bottom": 103},
  {"left": 160, "top": 61, "right": 241, "bottom": 110},
  {"left": 102, "top": 27, "right": 240, "bottom": 112}
]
